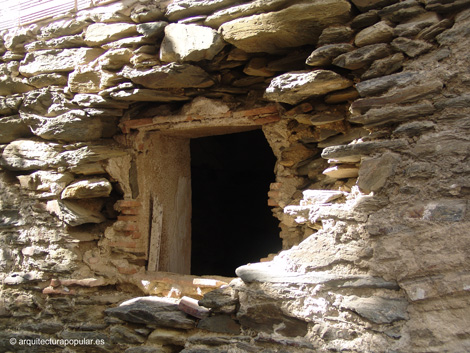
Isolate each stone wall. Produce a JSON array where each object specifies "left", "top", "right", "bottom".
[{"left": 1, "top": 0, "right": 470, "bottom": 352}]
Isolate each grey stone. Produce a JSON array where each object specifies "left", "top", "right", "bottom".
[
  {"left": 351, "top": 80, "right": 442, "bottom": 113},
  {"left": 121, "top": 63, "right": 215, "bottom": 89},
  {"left": 351, "top": 10, "right": 380, "bottom": 29},
  {"left": 61, "top": 178, "right": 112, "bottom": 199},
  {"left": 84, "top": 23, "right": 138, "bottom": 46},
  {"left": 160, "top": 24, "right": 225, "bottom": 62},
  {"left": 105, "top": 297, "right": 196, "bottom": 329},
  {"left": 0, "top": 211, "right": 25, "bottom": 229},
  {"left": 237, "top": 300, "right": 308, "bottom": 337},
  {"left": 340, "top": 296, "right": 408, "bottom": 324},
  {"left": 391, "top": 37, "right": 433, "bottom": 57},
  {"left": 101, "top": 36, "right": 154, "bottom": 50},
  {"left": 436, "top": 22, "right": 470, "bottom": 46},
  {"left": 110, "top": 89, "right": 191, "bottom": 102},
  {"left": 19, "top": 48, "right": 104, "bottom": 77},
  {"left": 349, "top": 101, "right": 435, "bottom": 127},
  {"left": 166, "top": 0, "right": 241, "bottom": 21},
  {"left": 434, "top": 94, "right": 470, "bottom": 110},
  {"left": 354, "top": 21, "right": 395, "bottom": 47},
  {"left": 204, "top": 0, "right": 288, "bottom": 29},
  {"left": 424, "top": 0, "right": 470, "bottom": 13},
  {"left": 0, "top": 115, "right": 32, "bottom": 143},
  {"left": 199, "top": 286, "right": 238, "bottom": 312},
  {"left": 361, "top": 52, "right": 404, "bottom": 80},
  {"left": 393, "top": 121, "right": 435, "bottom": 137},
  {"left": 321, "top": 139, "right": 407, "bottom": 162},
  {"left": 219, "top": 1, "right": 352, "bottom": 54},
  {"left": 21, "top": 110, "right": 103, "bottom": 142},
  {"left": 136, "top": 21, "right": 168, "bottom": 39},
  {"left": 355, "top": 71, "right": 420, "bottom": 97},
  {"left": 350, "top": 0, "right": 398, "bottom": 12},
  {"left": 110, "top": 325, "right": 145, "bottom": 344},
  {"left": 318, "top": 26, "right": 354, "bottom": 46},
  {"left": 378, "top": 0, "right": 426, "bottom": 22},
  {"left": 306, "top": 44, "right": 355, "bottom": 66},
  {"left": 0, "top": 76, "right": 34, "bottom": 96},
  {"left": 417, "top": 19, "right": 453, "bottom": 41},
  {"left": 19, "top": 322, "right": 63, "bottom": 334},
  {"left": 357, "top": 153, "right": 400, "bottom": 192},
  {"left": 332, "top": 43, "right": 393, "bottom": 70},
  {"left": 198, "top": 315, "right": 241, "bottom": 334},
  {"left": 28, "top": 73, "right": 68, "bottom": 88},
  {"left": 423, "top": 200, "right": 467, "bottom": 222},
  {"left": 394, "top": 12, "right": 440, "bottom": 37},
  {"left": 317, "top": 127, "right": 370, "bottom": 148},
  {"left": 25, "top": 35, "right": 86, "bottom": 52},
  {"left": 131, "top": 3, "right": 165, "bottom": 23},
  {"left": 264, "top": 70, "right": 352, "bottom": 105}
]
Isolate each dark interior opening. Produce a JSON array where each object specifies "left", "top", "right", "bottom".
[{"left": 190, "top": 129, "right": 281, "bottom": 277}]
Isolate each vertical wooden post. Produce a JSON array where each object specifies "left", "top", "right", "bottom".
[{"left": 147, "top": 196, "right": 163, "bottom": 272}]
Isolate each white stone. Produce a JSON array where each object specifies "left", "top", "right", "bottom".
[
  {"left": 160, "top": 23, "right": 225, "bottom": 62},
  {"left": 323, "top": 165, "right": 359, "bottom": 179},
  {"left": 84, "top": 23, "right": 138, "bottom": 46},
  {"left": 61, "top": 178, "right": 113, "bottom": 199}
]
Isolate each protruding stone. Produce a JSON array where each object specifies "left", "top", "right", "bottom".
[
  {"left": 323, "top": 165, "right": 359, "bottom": 179},
  {"left": 361, "top": 52, "right": 404, "bottom": 80},
  {"left": 355, "top": 71, "right": 420, "bottom": 97},
  {"left": 19, "top": 48, "right": 104, "bottom": 77},
  {"left": 97, "top": 48, "right": 133, "bottom": 70},
  {"left": 61, "top": 178, "right": 112, "bottom": 199},
  {"left": 17, "top": 171, "right": 74, "bottom": 196},
  {"left": 121, "top": 63, "right": 215, "bottom": 89},
  {"left": 166, "top": 0, "right": 240, "bottom": 21},
  {"left": 220, "top": 0, "right": 352, "bottom": 54},
  {"left": 358, "top": 153, "right": 400, "bottom": 192},
  {"left": 21, "top": 110, "right": 103, "bottom": 142},
  {"left": 0, "top": 95, "right": 23, "bottom": 116},
  {"left": 333, "top": 43, "right": 393, "bottom": 70},
  {"left": 350, "top": 0, "right": 397, "bottom": 12},
  {"left": 47, "top": 199, "right": 106, "bottom": 226},
  {"left": 264, "top": 70, "right": 352, "bottom": 105},
  {"left": 318, "top": 26, "right": 354, "bottom": 46},
  {"left": 160, "top": 24, "right": 225, "bottom": 62},
  {"left": 351, "top": 10, "right": 380, "bottom": 29},
  {"left": 28, "top": 73, "right": 68, "bottom": 89},
  {"left": 340, "top": 296, "right": 408, "bottom": 324},
  {"left": 306, "top": 44, "right": 355, "bottom": 66},
  {"left": 0, "top": 116, "right": 32, "bottom": 143},
  {"left": 110, "top": 89, "right": 190, "bottom": 102},
  {"left": 394, "top": 12, "right": 440, "bottom": 37},
  {"left": 378, "top": 0, "right": 426, "bottom": 22},
  {"left": 25, "top": 35, "right": 86, "bottom": 52},
  {"left": 84, "top": 23, "right": 138, "bottom": 46},
  {"left": 136, "top": 22, "right": 168, "bottom": 39},
  {"left": 321, "top": 139, "right": 407, "bottom": 162},
  {"left": 68, "top": 66, "right": 121, "bottom": 93},
  {"left": 391, "top": 37, "right": 433, "bottom": 58},
  {"left": 105, "top": 297, "right": 196, "bottom": 329},
  {"left": 354, "top": 21, "right": 395, "bottom": 47},
  {"left": 0, "top": 76, "right": 34, "bottom": 96}
]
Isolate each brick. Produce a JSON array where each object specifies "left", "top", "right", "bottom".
[
  {"left": 118, "top": 215, "right": 139, "bottom": 222},
  {"left": 120, "top": 118, "right": 154, "bottom": 133},
  {"left": 120, "top": 208, "right": 140, "bottom": 215},
  {"left": 117, "top": 267, "right": 138, "bottom": 275},
  {"left": 268, "top": 190, "right": 280, "bottom": 198},
  {"left": 131, "top": 231, "right": 142, "bottom": 239},
  {"left": 253, "top": 114, "right": 281, "bottom": 125},
  {"left": 116, "top": 200, "right": 141, "bottom": 208}
]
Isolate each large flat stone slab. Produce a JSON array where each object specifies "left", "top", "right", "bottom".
[
  {"left": 219, "top": 0, "right": 351, "bottom": 53},
  {"left": 84, "top": 23, "right": 138, "bottom": 46},
  {"left": 121, "top": 63, "right": 215, "bottom": 89},
  {"left": 105, "top": 297, "right": 196, "bottom": 329},
  {"left": 264, "top": 70, "right": 352, "bottom": 105},
  {"left": 166, "top": 0, "right": 240, "bottom": 21},
  {"left": 19, "top": 48, "right": 104, "bottom": 77}
]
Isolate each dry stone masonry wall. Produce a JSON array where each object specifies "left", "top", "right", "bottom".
[{"left": 1, "top": 0, "right": 470, "bottom": 352}]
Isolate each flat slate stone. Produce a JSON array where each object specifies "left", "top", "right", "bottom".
[
  {"left": 220, "top": 0, "right": 351, "bottom": 53},
  {"left": 105, "top": 297, "right": 196, "bottom": 329},
  {"left": 306, "top": 44, "right": 355, "bottom": 66},
  {"left": 0, "top": 116, "right": 31, "bottom": 144},
  {"left": 361, "top": 52, "right": 404, "bottom": 80},
  {"left": 121, "top": 63, "right": 215, "bottom": 89},
  {"left": 61, "top": 178, "right": 112, "bottom": 199},
  {"left": 197, "top": 315, "right": 241, "bottom": 334},
  {"left": 19, "top": 48, "right": 104, "bottom": 77},
  {"left": 355, "top": 71, "right": 420, "bottom": 97},
  {"left": 340, "top": 296, "right": 408, "bottom": 324},
  {"left": 332, "top": 43, "right": 393, "bottom": 70},
  {"left": 84, "top": 23, "right": 138, "bottom": 46},
  {"left": 391, "top": 37, "right": 433, "bottom": 58},
  {"left": 110, "top": 89, "right": 190, "bottom": 102},
  {"left": 264, "top": 70, "right": 352, "bottom": 105},
  {"left": 354, "top": 21, "right": 394, "bottom": 47},
  {"left": 166, "top": 0, "right": 241, "bottom": 21},
  {"left": 357, "top": 152, "right": 400, "bottom": 192},
  {"left": 321, "top": 139, "right": 407, "bottom": 162}
]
